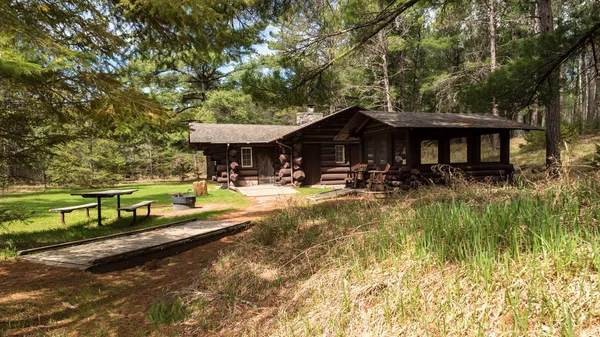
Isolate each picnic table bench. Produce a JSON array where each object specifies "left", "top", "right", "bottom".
[
  {"left": 117, "top": 200, "right": 154, "bottom": 225},
  {"left": 49, "top": 203, "right": 98, "bottom": 226},
  {"left": 71, "top": 189, "right": 138, "bottom": 226}
]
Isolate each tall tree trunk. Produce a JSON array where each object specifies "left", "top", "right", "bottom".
[
  {"left": 577, "top": 52, "right": 585, "bottom": 132},
  {"left": 587, "top": 45, "right": 598, "bottom": 125},
  {"left": 410, "top": 22, "right": 422, "bottom": 111},
  {"left": 538, "top": 0, "right": 561, "bottom": 171},
  {"left": 580, "top": 52, "right": 587, "bottom": 125},
  {"left": 398, "top": 50, "right": 406, "bottom": 111},
  {"left": 530, "top": 1, "right": 541, "bottom": 127},
  {"left": 511, "top": 22, "right": 525, "bottom": 137},
  {"left": 328, "top": 48, "right": 337, "bottom": 114},
  {"left": 489, "top": 0, "right": 500, "bottom": 147},
  {"left": 378, "top": 30, "right": 393, "bottom": 112},
  {"left": 531, "top": 105, "right": 539, "bottom": 126}
]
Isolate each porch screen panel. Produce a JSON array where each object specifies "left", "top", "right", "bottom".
[
  {"left": 376, "top": 137, "right": 388, "bottom": 167},
  {"left": 365, "top": 137, "right": 375, "bottom": 166},
  {"left": 393, "top": 135, "right": 406, "bottom": 165},
  {"left": 481, "top": 134, "right": 501, "bottom": 162},
  {"left": 450, "top": 137, "right": 468, "bottom": 163}
]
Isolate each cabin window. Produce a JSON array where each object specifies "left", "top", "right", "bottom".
[
  {"left": 481, "top": 134, "right": 501, "bottom": 162},
  {"left": 393, "top": 136, "right": 407, "bottom": 165},
  {"left": 450, "top": 137, "right": 468, "bottom": 163},
  {"left": 376, "top": 138, "right": 388, "bottom": 167},
  {"left": 241, "top": 147, "right": 253, "bottom": 167},
  {"left": 365, "top": 138, "right": 375, "bottom": 166},
  {"left": 365, "top": 136, "right": 389, "bottom": 169},
  {"left": 421, "top": 140, "right": 439, "bottom": 164},
  {"left": 335, "top": 145, "right": 345, "bottom": 163}
]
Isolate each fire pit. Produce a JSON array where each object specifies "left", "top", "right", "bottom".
[{"left": 170, "top": 191, "right": 196, "bottom": 210}]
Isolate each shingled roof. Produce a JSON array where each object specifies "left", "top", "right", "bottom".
[
  {"left": 334, "top": 111, "right": 541, "bottom": 141},
  {"left": 361, "top": 111, "right": 541, "bottom": 130},
  {"left": 189, "top": 123, "right": 299, "bottom": 144}
]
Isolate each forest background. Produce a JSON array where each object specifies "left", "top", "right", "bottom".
[{"left": 1, "top": 0, "right": 599, "bottom": 188}]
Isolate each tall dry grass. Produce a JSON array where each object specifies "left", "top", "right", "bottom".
[{"left": 169, "top": 169, "right": 600, "bottom": 336}]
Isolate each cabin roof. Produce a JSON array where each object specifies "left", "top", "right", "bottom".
[
  {"left": 334, "top": 111, "right": 541, "bottom": 141},
  {"left": 190, "top": 108, "right": 542, "bottom": 146},
  {"left": 188, "top": 123, "right": 299, "bottom": 144},
  {"left": 275, "top": 105, "right": 365, "bottom": 141},
  {"left": 360, "top": 111, "right": 541, "bottom": 130}
]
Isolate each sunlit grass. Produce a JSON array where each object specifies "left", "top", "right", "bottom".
[{"left": 0, "top": 181, "right": 249, "bottom": 253}]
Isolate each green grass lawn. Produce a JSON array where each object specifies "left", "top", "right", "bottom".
[
  {"left": 293, "top": 186, "right": 335, "bottom": 197},
  {"left": 0, "top": 181, "right": 250, "bottom": 255}
]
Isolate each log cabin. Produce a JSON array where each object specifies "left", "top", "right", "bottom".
[{"left": 189, "top": 105, "right": 541, "bottom": 188}]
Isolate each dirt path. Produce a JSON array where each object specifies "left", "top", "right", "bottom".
[{"left": 0, "top": 195, "right": 288, "bottom": 336}]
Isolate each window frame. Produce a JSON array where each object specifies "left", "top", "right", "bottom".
[
  {"left": 480, "top": 134, "right": 501, "bottom": 163},
  {"left": 449, "top": 137, "right": 468, "bottom": 164},
  {"left": 420, "top": 140, "right": 439, "bottom": 165},
  {"left": 334, "top": 145, "right": 346, "bottom": 164},
  {"left": 240, "top": 147, "right": 253, "bottom": 168}
]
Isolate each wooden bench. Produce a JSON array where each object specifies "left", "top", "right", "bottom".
[
  {"left": 49, "top": 203, "right": 98, "bottom": 226},
  {"left": 117, "top": 200, "right": 154, "bottom": 225}
]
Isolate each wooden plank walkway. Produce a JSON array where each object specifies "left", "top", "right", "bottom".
[
  {"left": 306, "top": 188, "right": 356, "bottom": 201},
  {"left": 19, "top": 219, "right": 250, "bottom": 272}
]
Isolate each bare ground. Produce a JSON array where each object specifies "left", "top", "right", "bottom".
[{"left": 0, "top": 195, "right": 286, "bottom": 337}]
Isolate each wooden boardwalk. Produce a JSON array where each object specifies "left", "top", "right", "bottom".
[{"left": 19, "top": 219, "right": 250, "bottom": 272}]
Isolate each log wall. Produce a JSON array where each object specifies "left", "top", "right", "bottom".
[
  {"left": 277, "top": 143, "right": 304, "bottom": 186},
  {"left": 319, "top": 145, "right": 350, "bottom": 185},
  {"left": 200, "top": 144, "right": 281, "bottom": 187}
]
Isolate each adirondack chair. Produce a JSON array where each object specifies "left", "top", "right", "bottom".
[
  {"left": 367, "top": 163, "right": 391, "bottom": 191},
  {"left": 346, "top": 163, "right": 369, "bottom": 189}
]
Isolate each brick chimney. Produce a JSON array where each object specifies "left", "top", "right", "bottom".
[{"left": 296, "top": 105, "right": 323, "bottom": 125}]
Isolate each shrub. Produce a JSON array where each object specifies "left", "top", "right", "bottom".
[
  {"left": 520, "top": 122, "right": 580, "bottom": 151},
  {"left": 592, "top": 144, "right": 600, "bottom": 168},
  {"left": 146, "top": 296, "right": 188, "bottom": 325}
]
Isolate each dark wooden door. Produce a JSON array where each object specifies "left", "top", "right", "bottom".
[
  {"left": 349, "top": 144, "right": 360, "bottom": 167},
  {"left": 256, "top": 149, "right": 274, "bottom": 183},
  {"left": 365, "top": 136, "right": 389, "bottom": 170},
  {"left": 303, "top": 144, "right": 321, "bottom": 185}
]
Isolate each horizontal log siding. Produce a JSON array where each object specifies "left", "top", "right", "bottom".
[
  {"left": 321, "top": 166, "right": 351, "bottom": 174},
  {"left": 297, "top": 113, "right": 356, "bottom": 143},
  {"left": 238, "top": 169, "right": 259, "bottom": 177},
  {"left": 320, "top": 144, "right": 350, "bottom": 184},
  {"left": 362, "top": 120, "right": 394, "bottom": 136}
]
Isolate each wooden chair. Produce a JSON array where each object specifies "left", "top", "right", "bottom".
[
  {"left": 346, "top": 164, "right": 369, "bottom": 189},
  {"left": 367, "top": 163, "right": 391, "bottom": 191}
]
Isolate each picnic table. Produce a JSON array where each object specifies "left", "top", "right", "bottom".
[{"left": 71, "top": 189, "right": 138, "bottom": 226}]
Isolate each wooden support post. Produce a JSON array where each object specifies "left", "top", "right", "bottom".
[
  {"left": 500, "top": 130, "right": 510, "bottom": 164},
  {"left": 117, "top": 195, "right": 121, "bottom": 218},
  {"left": 388, "top": 132, "right": 394, "bottom": 162},
  {"left": 406, "top": 131, "right": 421, "bottom": 167},
  {"left": 85, "top": 207, "right": 91, "bottom": 220},
  {"left": 439, "top": 138, "right": 451, "bottom": 164},
  {"left": 468, "top": 134, "right": 481, "bottom": 165},
  {"left": 60, "top": 213, "right": 66, "bottom": 227},
  {"left": 97, "top": 197, "right": 102, "bottom": 226}
]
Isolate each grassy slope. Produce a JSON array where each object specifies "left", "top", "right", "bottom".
[
  {"left": 511, "top": 135, "right": 600, "bottom": 168},
  {"left": 169, "top": 136, "right": 600, "bottom": 336},
  {"left": 0, "top": 181, "right": 249, "bottom": 253}
]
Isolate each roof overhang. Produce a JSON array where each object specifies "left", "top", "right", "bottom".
[{"left": 334, "top": 111, "right": 543, "bottom": 141}]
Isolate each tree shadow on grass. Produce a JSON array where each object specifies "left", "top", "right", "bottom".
[{"left": 0, "top": 236, "right": 232, "bottom": 336}]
